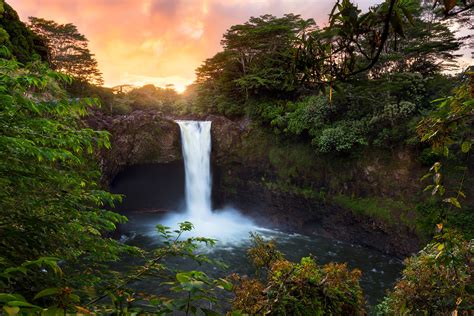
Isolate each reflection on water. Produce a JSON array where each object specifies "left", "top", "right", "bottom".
[{"left": 119, "top": 211, "right": 403, "bottom": 307}]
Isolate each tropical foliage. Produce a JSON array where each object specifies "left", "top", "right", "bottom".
[
  {"left": 0, "top": 0, "right": 473, "bottom": 314},
  {"left": 231, "top": 234, "right": 366, "bottom": 315}
]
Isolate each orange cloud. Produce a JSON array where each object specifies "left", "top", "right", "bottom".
[{"left": 7, "top": 0, "right": 390, "bottom": 90}]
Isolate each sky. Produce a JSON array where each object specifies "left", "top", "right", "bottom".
[{"left": 9, "top": 0, "right": 472, "bottom": 92}]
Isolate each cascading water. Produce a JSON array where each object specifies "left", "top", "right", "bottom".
[
  {"left": 160, "top": 120, "right": 257, "bottom": 243},
  {"left": 176, "top": 121, "right": 212, "bottom": 217}
]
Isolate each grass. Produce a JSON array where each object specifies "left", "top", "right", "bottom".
[
  {"left": 264, "top": 180, "right": 326, "bottom": 201},
  {"left": 332, "top": 194, "right": 415, "bottom": 228}
]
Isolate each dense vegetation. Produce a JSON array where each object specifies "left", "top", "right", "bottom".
[{"left": 0, "top": 0, "right": 473, "bottom": 314}]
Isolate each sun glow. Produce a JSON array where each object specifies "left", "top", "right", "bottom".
[{"left": 115, "top": 73, "right": 190, "bottom": 93}]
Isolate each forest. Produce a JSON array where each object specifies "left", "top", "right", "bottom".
[{"left": 0, "top": 0, "right": 473, "bottom": 314}]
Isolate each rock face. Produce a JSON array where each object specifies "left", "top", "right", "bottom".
[
  {"left": 88, "top": 110, "right": 422, "bottom": 257},
  {"left": 214, "top": 166, "right": 420, "bottom": 258},
  {"left": 86, "top": 110, "right": 181, "bottom": 183},
  {"left": 86, "top": 111, "right": 245, "bottom": 183}
]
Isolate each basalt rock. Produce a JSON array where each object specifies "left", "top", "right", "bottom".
[
  {"left": 86, "top": 110, "right": 247, "bottom": 183},
  {"left": 86, "top": 110, "right": 181, "bottom": 183}
]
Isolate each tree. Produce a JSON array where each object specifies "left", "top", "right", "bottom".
[
  {"left": 221, "top": 14, "right": 316, "bottom": 96},
  {"left": 0, "top": 2, "right": 49, "bottom": 63},
  {"left": 0, "top": 47, "right": 125, "bottom": 295},
  {"left": 28, "top": 17, "right": 103, "bottom": 85}
]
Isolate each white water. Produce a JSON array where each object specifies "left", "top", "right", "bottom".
[
  {"left": 177, "top": 121, "right": 213, "bottom": 216},
  {"left": 160, "top": 120, "right": 257, "bottom": 243}
]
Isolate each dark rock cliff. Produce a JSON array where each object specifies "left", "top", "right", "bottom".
[{"left": 86, "top": 110, "right": 181, "bottom": 183}]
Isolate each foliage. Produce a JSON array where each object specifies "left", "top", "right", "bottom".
[
  {"left": 126, "top": 84, "right": 180, "bottom": 112},
  {"left": 416, "top": 200, "right": 474, "bottom": 241},
  {"left": 379, "top": 230, "right": 474, "bottom": 314},
  {"left": 231, "top": 235, "right": 365, "bottom": 315},
  {"left": 376, "top": 69, "right": 474, "bottom": 316},
  {"left": 418, "top": 82, "right": 473, "bottom": 214},
  {"left": 0, "top": 2, "right": 49, "bottom": 63},
  {"left": 28, "top": 17, "right": 103, "bottom": 85},
  {"left": 316, "top": 122, "right": 368, "bottom": 153},
  {"left": 0, "top": 51, "right": 128, "bottom": 294},
  {"left": 0, "top": 223, "right": 228, "bottom": 315},
  {"left": 89, "top": 222, "right": 226, "bottom": 315},
  {"left": 194, "top": 1, "right": 462, "bottom": 155}
]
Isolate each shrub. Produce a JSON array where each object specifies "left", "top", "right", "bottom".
[
  {"left": 231, "top": 235, "right": 366, "bottom": 315},
  {"left": 380, "top": 230, "right": 474, "bottom": 314},
  {"left": 315, "top": 122, "right": 367, "bottom": 153}
]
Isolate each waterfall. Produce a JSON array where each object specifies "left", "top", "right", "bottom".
[
  {"left": 176, "top": 120, "right": 212, "bottom": 216},
  {"left": 161, "top": 119, "right": 256, "bottom": 243}
]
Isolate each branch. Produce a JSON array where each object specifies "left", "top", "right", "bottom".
[
  {"left": 345, "top": 0, "right": 397, "bottom": 77},
  {"left": 444, "top": 3, "right": 474, "bottom": 17}
]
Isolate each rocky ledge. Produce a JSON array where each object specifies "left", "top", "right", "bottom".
[
  {"left": 86, "top": 110, "right": 181, "bottom": 183},
  {"left": 86, "top": 110, "right": 245, "bottom": 183}
]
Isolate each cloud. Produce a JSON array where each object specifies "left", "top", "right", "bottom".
[{"left": 8, "top": 0, "right": 472, "bottom": 90}]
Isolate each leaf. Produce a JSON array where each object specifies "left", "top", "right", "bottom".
[
  {"left": 176, "top": 272, "right": 191, "bottom": 283},
  {"left": 443, "top": 146, "right": 449, "bottom": 157},
  {"left": 216, "top": 278, "right": 233, "bottom": 291},
  {"left": 461, "top": 141, "right": 471, "bottom": 153},
  {"left": 443, "top": 197, "right": 461, "bottom": 208},
  {"left": 423, "top": 184, "right": 434, "bottom": 192},
  {"left": 6, "top": 301, "right": 41, "bottom": 308},
  {"left": 74, "top": 306, "right": 91, "bottom": 314},
  {"left": 400, "top": 5, "right": 414, "bottom": 24},
  {"left": 3, "top": 306, "right": 19, "bottom": 316},
  {"left": 420, "top": 172, "right": 432, "bottom": 182},
  {"left": 34, "top": 288, "right": 60, "bottom": 300},
  {"left": 430, "top": 162, "right": 441, "bottom": 173},
  {"left": 390, "top": 12, "right": 405, "bottom": 37},
  {"left": 0, "top": 294, "right": 19, "bottom": 303}
]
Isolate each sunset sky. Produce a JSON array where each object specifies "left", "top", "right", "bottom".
[{"left": 9, "top": 0, "right": 471, "bottom": 92}]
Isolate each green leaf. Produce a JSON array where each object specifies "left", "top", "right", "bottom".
[
  {"left": 6, "top": 301, "right": 41, "bottom": 308},
  {"left": 390, "top": 12, "right": 405, "bottom": 37},
  {"left": 420, "top": 172, "right": 432, "bottom": 182},
  {"left": 176, "top": 272, "right": 191, "bottom": 283},
  {"left": 216, "top": 278, "right": 233, "bottom": 291},
  {"left": 34, "top": 288, "right": 60, "bottom": 300},
  {"left": 443, "top": 146, "right": 449, "bottom": 157},
  {"left": 461, "top": 141, "right": 471, "bottom": 153},
  {"left": 0, "top": 294, "right": 20, "bottom": 303},
  {"left": 443, "top": 197, "right": 461, "bottom": 208}
]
